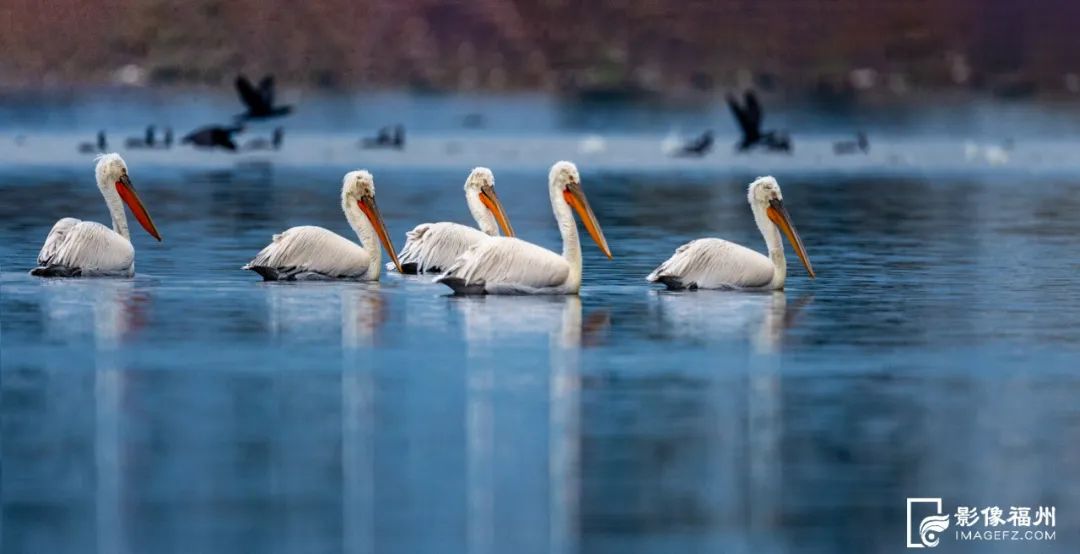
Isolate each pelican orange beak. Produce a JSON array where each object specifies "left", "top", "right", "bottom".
[
  {"left": 563, "top": 181, "right": 612, "bottom": 259},
  {"left": 766, "top": 198, "right": 814, "bottom": 278},
  {"left": 115, "top": 174, "right": 161, "bottom": 241},
  {"left": 478, "top": 184, "right": 515, "bottom": 237},
  {"left": 358, "top": 194, "right": 403, "bottom": 273}
]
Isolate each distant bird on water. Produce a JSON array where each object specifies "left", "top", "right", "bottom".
[
  {"left": 78, "top": 131, "right": 107, "bottom": 154},
  {"left": 152, "top": 127, "right": 173, "bottom": 150},
  {"left": 182, "top": 125, "right": 244, "bottom": 151},
  {"left": 672, "top": 130, "right": 714, "bottom": 157},
  {"left": 833, "top": 132, "right": 869, "bottom": 155},
  {"left": 125, "top": 126, "right": 156, "bottom": 149},
  {"left": 235, "top": 74, "right": 293, "bottom": 121},
  {"left": 727, "top": 91, "right": 791, "bottom": 153},
  {"left": 462, "top": 113, "right": 485, "bottom": 129},
  {"left": 244, "top": 127, "right": 284, "bottom": 151},
  {"left": 360, "top": 125, "right": 405, "bottom": 150}
]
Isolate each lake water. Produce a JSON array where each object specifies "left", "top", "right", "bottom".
[{"left": 2, "top": 92, "right": 1079, "bottom": 553}]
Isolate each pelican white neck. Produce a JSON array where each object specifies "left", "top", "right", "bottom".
[
  {"left": 464, "top": 167, "right": 500, "bottom": 235},
  {"left": 549, "top": 162, "right": 583, "bottom": 257},
  {"left": 95, "top": 153, "right": 131, "bottom": 239},
  {"left": 341, "top": 171, "right": 383, "bottom": 279},
  {"left": 748, "top": 176, "right": 787, "bottom": 287}
]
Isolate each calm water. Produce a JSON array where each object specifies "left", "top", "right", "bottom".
[{"left": 2, "top": 94, "right": 1080, "bottom": 553}]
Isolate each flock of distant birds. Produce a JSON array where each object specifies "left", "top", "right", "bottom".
[
  {"left": 75, "top": 74, "right": 871, "bottom": 158},
  {"left": 671, "top": 91, "right": 867, "bottom": 157},
  {"left": 77, "top": 74, "right": 405, "bottom": 155}
]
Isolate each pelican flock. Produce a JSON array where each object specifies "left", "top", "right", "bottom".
[
  {"left": 647, "top": 176, "right": 814, "bottom": 290},
  {"left": 30, "top": 158, "right": 817, "bottom": 298},
  {"left": 242, "top": 170, "right": 402, "bottom": 280},
  {"left": 31, "top": 154, "right": 161, "bottom": 277},
  {"left": 435, "top": 161, "right": 612, "bottom": 295},
  {"left": 390, "top": 167, "right": 514, "bottom": 274}
]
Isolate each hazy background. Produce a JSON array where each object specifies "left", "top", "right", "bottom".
[{"left": 4, "top": 0, "right": 1080, "bottom": 103}]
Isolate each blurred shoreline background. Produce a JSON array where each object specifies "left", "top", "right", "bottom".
[{"left": 4, "top": 0, "right": 1080, "bottom": 104}]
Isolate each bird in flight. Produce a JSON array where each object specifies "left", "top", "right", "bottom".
[
  {"left": 182, "top": 125, "right": 244, "bottom": 151},
  {"left": 235, "top": 74, "right": 293, "bottom": 120},
  {"left": 726, "top": 91, "right": 791, "bottom": 153}
]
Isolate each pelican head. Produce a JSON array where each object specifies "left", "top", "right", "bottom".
[
  {"left": 464, "top": 167, "right": 514, "bottom": 237},
  {"left": 94, "top": 153, "right": 161, "bottom": 241},
  {"left": 748, "top": 176, "right": 814, "bottom": 278},
  {"left": 550, "top": 161, "right": 612, "bottom": 259},
  {"left": 342, "top": 170, "right": 402, "bottom": 273}
]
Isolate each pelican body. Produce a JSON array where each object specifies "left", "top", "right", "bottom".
[
  {"left": 390, "top": 167, "right": 514, "bottom": 274},
  {"left": 647, "top": 176, "right": 814, "bottom": 291},
  {"left": 435, "top": 161, "right": 612, "bottom": 295},
  {"left": 243, "top": 171, "right": 401, "bottom": 281},
  {"left": 31, "top": 154, "right": 161, "bottom": 277}
]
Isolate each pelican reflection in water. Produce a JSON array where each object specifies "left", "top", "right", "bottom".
[
  {"left": 262, "top": 282, "right": 385, "bottom": 345},
  {"left": 454, "top": 295, "right": 597, "bottom": 553},
  {"left": 39, "top": 278, "right": 149, "bottom": 554},
  {"left": 649, "top": 290, "right": 812, "bottom": 352}
]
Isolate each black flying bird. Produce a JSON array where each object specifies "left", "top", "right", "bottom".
[
  {"left": 235, "top": 74, "right": 293, "bottom": 120},
  {"left": 183, "top": 125, "right": 244, "bottom": 151},
  {"left": 726, "top": 91, "right": 791, "bottom": 153}
]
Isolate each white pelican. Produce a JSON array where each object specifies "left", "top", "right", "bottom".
[
  {"left": 647, "top": 176, "right": 814, "bottom": 290},
  {"left": 31, "top": 153, "right": 161, "bottom": 277},
  {"left": 389, "top": 167, "right": 514, "bottom": 274},
  {"left": 435, "top": 161, "right": 612, "bottom": 295},
  {"left": 243, "top": 170, "right": 402, "bottom": 280}
]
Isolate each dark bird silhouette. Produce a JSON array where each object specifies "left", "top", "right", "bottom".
[
  {"left": 78, "top": 131, "right": 107, "bottom": 154},
  {"left": 672, "top": 130, "right": 714, "bottom": 157},
  {"left": 125, "top": 125, "right": 155, "bottom": 148},
  {"left": 833, "top": 132, "right": 869, "bottom": 155},
  {"left": 360, "top": 124, "right": 405, "bottom": 150},
  {"left": 244, "top": 127, "right": 284, "bottom": 151},
  {"left": 726, "top": 91, "right": 792, "bottom": 153},
  {"left": 182, "top": 125, "right": 244, "bottom": 151},
  {"left": 462, "top": 113, "right": 485, "bottom": 129},
  {"left": 157, "top": 127, "right": 173, "bottom": 149},
  {"left": 235, "top": 74, "right": 293, "bottom": 120}
]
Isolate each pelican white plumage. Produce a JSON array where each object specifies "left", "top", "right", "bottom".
[
  {"left": 243, "top": 170, "right": 402, "bottom": 281},
  {"left": 435, "top": 161, "right": 612, "bottom": 295},
  {"left": 647, "top": 176, "right": 814, "bottom": 290},
  {"left": 389, "top": 167, "right": 514, "bottom": 274},
  {"left": 31, "top": 153, "right": 161, "bottom": 277}
]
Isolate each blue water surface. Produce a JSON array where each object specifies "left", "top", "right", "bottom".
[{"left": 2, "top": 93, "right": 1079, "bottom": 553}]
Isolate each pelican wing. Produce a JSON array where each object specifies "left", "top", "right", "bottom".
[
  {"left": 37, "top": 217, "right": 81, "bottom": 265},
  {"left": 436, "top": 237, "right": 570, "bottom": 294},
  {"left": 33, "top": 219, "right": 135, "bottom": 276},
  {"left": 243, "top": 225, "right": 370, "bottom": 280},
  {"left": 391, "top": 222, "right": 490, "bottom": 273},
  {"left": 647, "top": 238, "right": 774, "bottom": 290}
]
